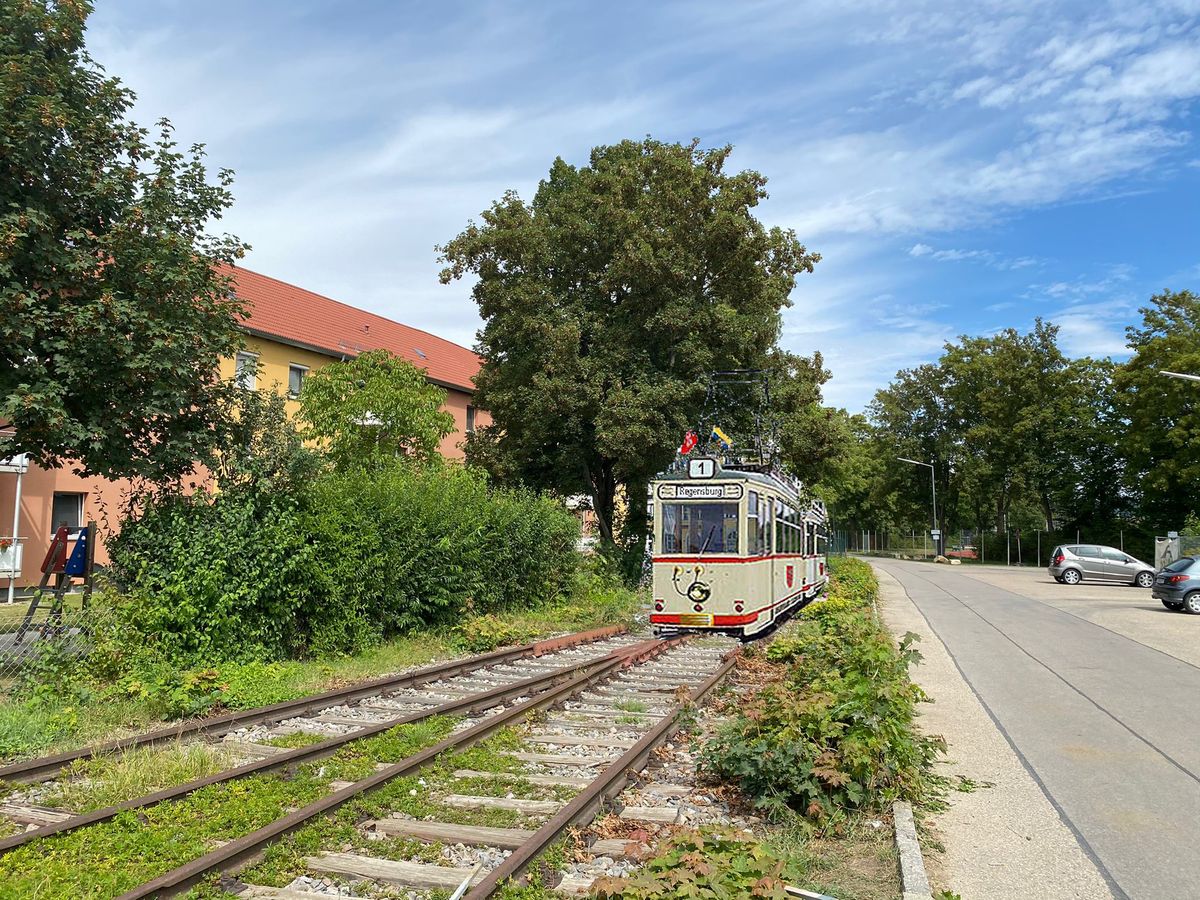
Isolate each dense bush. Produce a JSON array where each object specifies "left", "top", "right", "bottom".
[
  {"left": 703, "top": 558, "right": 943, "bottom": 820},
  {"left": 106, "top": 488, "right": 316, "bottom": 663},
  {"left": 107, "top": 457, "right": 580, "bottom": 664},
  {"left": 302, "top": 463, "right": 580, "bottom": 652}
]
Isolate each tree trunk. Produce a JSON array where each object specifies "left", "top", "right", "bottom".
[
  {"left": 621, "top": 475, "right": 651, "bottom": 550},
  {"left": 588, "top": 461, "right": 617, "bottom": 546}
]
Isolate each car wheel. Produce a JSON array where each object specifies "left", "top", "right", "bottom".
[
  {"left": 1163, "top": 599, "right": 1184, "bottom": 611},
  {"left": 1135, "top": 571, "right": 1155, "bottom": 588},
  {"left": 1185, "top": 592, "right": 1200, "bottom": 615},
  {"left": 1061, "top": 568, "right": 1082, "bottom": 585}
]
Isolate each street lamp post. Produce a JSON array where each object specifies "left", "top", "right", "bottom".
[
  {"left": 1161, "top": 371, "right": 1200, "bottom": 383},
  {"left": 898, "top": 457, "right": 940, "bottom": 556}
]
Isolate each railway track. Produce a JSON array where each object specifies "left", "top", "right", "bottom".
[
  {"left": 2, "top": 629, "right": 743, "bottom": 899},
  {"left": 0, "top": 625, "right": 640, "bottom": 847},
  {"left": 113, "top": 636, "right": 735, "bottom": 899}
]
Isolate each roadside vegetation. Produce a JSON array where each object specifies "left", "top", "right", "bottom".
[{"left": 591, "top": 558, "right": 940, "bottom": 899}]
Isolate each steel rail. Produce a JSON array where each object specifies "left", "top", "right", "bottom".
[
  {"left": 464, "top": 647, "right": 739, "bottom": 898},
  {"left": 0, "top": 635, "right": 647, "bottom": 855},
  {"left": 114, "top": 636, "right": 682, "bottom": 900},
  {"left": 0, "top": 624, "right": 626, "bottom": 784}
]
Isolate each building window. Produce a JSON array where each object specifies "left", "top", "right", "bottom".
[
  {"left": 235, "top": 352, "right": 258, "bottom": 390},
  {"left": 466, "top": 405, "right": 476, "bottom": 434},
  {"left": 288, "top": 364, "right": 308, "bottom": 397},
  {"left": 51, "top": 492, "right": 84, "bottom": 535}
]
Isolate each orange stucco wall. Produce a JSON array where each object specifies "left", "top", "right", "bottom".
[
  {"left": 2, "top": 338, "right": 485, "bottom": 591},
  {"left": 0, "top": 459, "right": 127, "bottom": 591}
]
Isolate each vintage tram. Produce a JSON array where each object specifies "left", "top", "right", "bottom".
[{"left": 649, "top": 456, "right": 829, "bottom": 639}]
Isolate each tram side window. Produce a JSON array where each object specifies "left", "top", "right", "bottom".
[
  {"left": 785, "top": 505, "right": 797, "bottom": 553},
  {"left": 660, "top": 502, "right": 740, "bottom": 554},
  {"left": 747, "top": 492, "right": 764, "bottom": 555},
  {"left": 762, "top": 496, "right": 772, "bottom": 555},
  {"left": 779, "top": 505, "right": 788, "bottom": 553}
]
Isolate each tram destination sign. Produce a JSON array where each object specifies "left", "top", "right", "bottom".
[{"left": 657, "top": 483, "right": 743, "bottom": 500}]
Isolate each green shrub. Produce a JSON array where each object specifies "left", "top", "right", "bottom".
[
  {"left": 592, "top": 828, "right": 795, "bottom": 899},
  {"left": 703, "top": 559, "right": 943, "bottom": 820},
  {"left": 453, "top": 615, "right": 536, "bottom": 653},
  {"left": 303, "top": 462, "right": 580, "bottom": 649},
  {"left": 106, "top": 487, "right": 318, "bottom": 664},
  {"left": 108, "top": 458, "right": 580, "bottom": 665}
]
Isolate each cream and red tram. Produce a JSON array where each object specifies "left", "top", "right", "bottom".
[{"left": 650, "top": 457, "right": 828, "bottom": 638}]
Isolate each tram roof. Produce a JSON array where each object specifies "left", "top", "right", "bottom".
[{"left": 655, "top": 463, "right": 803, "bottom": 497}]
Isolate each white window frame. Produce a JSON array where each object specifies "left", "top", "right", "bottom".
[
  {"left": 235, "top": 351, "right": 259, "bottom": 390},
  {"left": 50, "top": 492, "right": 85, "bottom": 536},
  {"left": 466, "top": 404, "right": 476, "bottom": 434},
  {"left": 288, "top": 364, "right": 309, "bottom": 397}
]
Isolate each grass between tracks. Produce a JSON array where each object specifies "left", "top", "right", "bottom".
[
  {"left": 0, "top": 716, "right": 458, "bottom": 899},
  {"left": 0, "top": 570, "right": 642, "bottom": 762},
  {"left": 190, "top": 722, "right": 582, "bottom": 899}
]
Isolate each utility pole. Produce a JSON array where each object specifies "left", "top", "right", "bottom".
[{"left": 898, "top": 457, "right": 939, "bottom": 556}]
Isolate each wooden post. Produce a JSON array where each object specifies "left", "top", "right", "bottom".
[{"left": 82, "top": 520, "right": 96, "bottom": 609}]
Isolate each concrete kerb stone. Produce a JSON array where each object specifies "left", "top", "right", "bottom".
[{"left": 893, "top": 799, "right": 934, "bottom": 900}]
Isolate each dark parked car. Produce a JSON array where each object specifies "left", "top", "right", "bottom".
[
  {"left": 1047, "top": 544, "right": 1156, "bottom": 587},
  {"left": 1151, "top": 556, "right": 1200, "bottom": 613}
]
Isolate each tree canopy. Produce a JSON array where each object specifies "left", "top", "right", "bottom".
[
  {"left": 296, "top": 349, "right": 454, "bottom": 469},
  {"left": 439, "top": 138, "right": 820, "bottom": 548},
  {"left": 0, "top": 0, "right": 247, "bottom": 480},
  {"left": 828, "top": 292, "right": 1200, "bottom": 551},
  {"left": 1115, "top": 289, "right": 1200, "bottom": 526}
]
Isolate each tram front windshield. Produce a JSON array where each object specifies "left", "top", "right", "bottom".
[{"left": 660, "top": 502, "right": 739, "bottom": 554}]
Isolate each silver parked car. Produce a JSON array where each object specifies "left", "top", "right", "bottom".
[{"left": 1048, "top": 544, "right": 1156, "bottom": 587}]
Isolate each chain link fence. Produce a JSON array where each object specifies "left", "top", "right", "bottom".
[
  {"left": 832, "top": 526, "right": 1163, "bottom": 569},
  {"left": 0, "top": 594, "right": 102, "bottom": 699}
]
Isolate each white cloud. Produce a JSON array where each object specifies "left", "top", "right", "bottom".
[
  {"left": 80, "top": 1, "right": 1200, "bottom": 411},
  {"left": 1050, "top": 298, "right": 1139, "bottom": 357},
  {"left": 907, "top": 243, "right": 1041, "bottom": 270}
]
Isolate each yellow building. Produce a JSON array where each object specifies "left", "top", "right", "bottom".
[{"left": 1, "top": 266, "right": 488, "bottom": 591}]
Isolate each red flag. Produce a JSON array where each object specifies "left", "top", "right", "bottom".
[{"left": 678, "top": 431, "right": 699, "bottom": 455}]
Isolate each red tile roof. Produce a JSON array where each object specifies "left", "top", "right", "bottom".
[{"left": 229, "top": 265, "right": 481, "bottom": 393}]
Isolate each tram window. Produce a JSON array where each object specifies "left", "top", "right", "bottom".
[
  {"left": 747, "top": 492, "right": 763, "bottom": 555},
  {"left": 761, "top": 497, "right": 772, "bottom": 555},
  {"left": 660, "top": 502, "right": 739, "bottom": 554}
]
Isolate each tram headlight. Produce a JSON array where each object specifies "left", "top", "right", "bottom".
[
  {"left": 686, "top": 582, "right": 711, "bottom": 603},
  {"left": 653, "top": 599, "right": 664, "bottom": 611}
]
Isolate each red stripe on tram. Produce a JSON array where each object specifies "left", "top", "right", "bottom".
[
  {"left": 653, "top": 554, "right": 820, "bottom": 564},
  {"left": 651, "top": 586, "right": 811, "bottom": 626}
]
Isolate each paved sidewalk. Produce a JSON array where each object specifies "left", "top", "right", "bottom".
[{"left": 874, "top": 564, "right": 1114, "bottom": 900}]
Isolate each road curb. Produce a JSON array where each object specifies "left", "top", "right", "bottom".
[{"left": 893, "top": 800, "right": 934, "bottom": 900}]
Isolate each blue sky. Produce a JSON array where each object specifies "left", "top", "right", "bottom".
[{"left": 88, "top": 1, "right": 1200, "bottom": 410}]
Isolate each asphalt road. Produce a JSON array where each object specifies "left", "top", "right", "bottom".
[{"left": 872, "top": 558, "right": 1200, "bottom": 900}]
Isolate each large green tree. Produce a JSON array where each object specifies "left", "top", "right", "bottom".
[
  {"left": 1116, "top": 289, "right": 1200, "bottom": 528},
  {"left": 439, "top": 138, "right": 819, "bottom": 546},
  {"left": 861, "top": 321, "right": 1116, "bottom": 538},
  {"left": 1, "top": 0, "right": 247, "bottom": 480}
]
